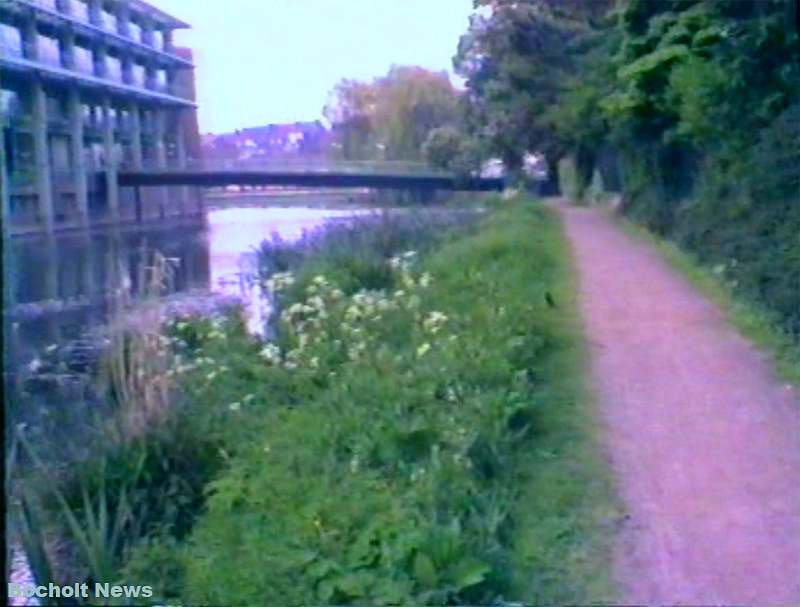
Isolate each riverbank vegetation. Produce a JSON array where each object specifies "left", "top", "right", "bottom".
[
  {"left": 10, "top": 199, "right": 617, "bottom": 605},
  {"left": 452, "top": 0, "right": 799, "bottom": 351}
]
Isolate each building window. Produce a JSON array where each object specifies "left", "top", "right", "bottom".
[
  {"left": 1, "top": 89, "right": 22, "bottom": 122},
  {"left": 106, "top": 56, "right": 123, "bottom": 82},
  {"left": 131, "top": 63, "right": 146, "bottom": 88},
  {"left": 155, "top": 69, "right": 168, "bottom": 93},
  {"left": 0, "top": 24, "right": 23, "bottom": 59},
  {"left": 74, "top": 45, "right": 93, "bottom": 75},
  {"left": 152, "top": 30, "right": 163, "bottom": 50},
  {"left": 38, "top": 35, "right": 62, "bottom": 68},
  {"left": 128, "top": 21, "right": 142, "bottom": 42},
  {"left": 102, "top": 10, "right": 118, "bottom": 33},
  {"left": 71, "top": 0, "right": 90, "bottom": 23}
]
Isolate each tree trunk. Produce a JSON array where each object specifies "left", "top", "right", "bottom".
[{"left": 540, "top": 155, "right": 562, "bottom": 197}]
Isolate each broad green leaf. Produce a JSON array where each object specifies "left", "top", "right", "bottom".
[{"left": 412, "top": 552, "right": 438, "bottom": 587}]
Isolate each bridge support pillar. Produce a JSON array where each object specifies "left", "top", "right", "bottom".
[
  {"left": 68, "top": 88, "right": 89, "bottom": 229},
  {"left": 32, "top": 78, "right": 54, "bottom": 234},
  {"left": 102, "top": 96, "right": 119, "bottom": 222}
]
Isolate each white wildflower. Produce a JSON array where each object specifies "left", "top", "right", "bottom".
[
  {"left": 266, "top": 272, "right": 295, "bottom": 293},
  {"left": 259, "top": 343, "right": 282, "bottom": 365},
  {"left": 423, "top": 311, "right": 448, "bottom": 334},
  {"left": 308, "top": 296, "right": 325, "bottom": 310}
]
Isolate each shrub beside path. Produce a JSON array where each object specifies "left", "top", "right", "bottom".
[{"left": 558, "top": 203, "right": 800, "bottom": 605}]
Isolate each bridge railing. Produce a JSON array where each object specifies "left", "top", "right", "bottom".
[{"left": 126, "top": 158, "right": 450, "bottom": 176}]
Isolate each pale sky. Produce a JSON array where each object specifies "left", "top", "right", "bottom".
[{"left": 154, "top": 1, "right": 475, "bottom": 134}]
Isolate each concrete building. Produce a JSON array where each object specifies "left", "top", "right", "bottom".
[{"left": 0, "top": 0, "right": 202, "bottom": 235}]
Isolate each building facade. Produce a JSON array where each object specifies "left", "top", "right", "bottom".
[{"left": 0, "top": 0, "right": 202, "bottom": 235}]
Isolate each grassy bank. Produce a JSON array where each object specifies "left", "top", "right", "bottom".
[
  {"left": 15, "top": 199, "right": 618, "bottom": 605},
  {"left": 619, "top": 216, "right": 800, "bottom": 386}
]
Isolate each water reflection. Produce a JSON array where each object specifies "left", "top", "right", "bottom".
[
  {"left": 208, "top": 207, "right": 363, "bottom": 334},
  {"left": 3, "top": 205, "right": 363, "bottom": 460}
]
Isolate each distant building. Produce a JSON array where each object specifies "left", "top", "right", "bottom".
[
  {"left": 1, "top": 0, "right": 201, "bottom": 235},
  {"left": 203, "top": 121, "right": 332, "bottom": 162}
]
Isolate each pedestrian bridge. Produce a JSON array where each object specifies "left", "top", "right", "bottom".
[{"left": 117, "top": 160, "right": 506, "bottom": 192}]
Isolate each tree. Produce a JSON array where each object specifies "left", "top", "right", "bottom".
[
  {"left": 324, "top": 67, "right": 460, "bottom": 162},
  {"left": 323, "top": 80, "right": 377, "bottom": 160},
  {"left": 422, "top": 126, "right": 481, "bottom": 177},
  {"left": 454, "top": 0, "right": 615, "bottom": 189},
  {"left": 422, "top": 126, "right": 463, "bottom": 170}
]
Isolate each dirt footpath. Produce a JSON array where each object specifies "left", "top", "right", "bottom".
[{"left": 559, "top": 205, "right": 800, "bottom": 606}]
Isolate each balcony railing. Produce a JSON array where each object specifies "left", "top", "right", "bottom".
[
  {"left": 0, "top": 54, "right": 195, "bottom": 106},
  {"left": 9, "top": 1, "right": 192, "bottom": 67}
]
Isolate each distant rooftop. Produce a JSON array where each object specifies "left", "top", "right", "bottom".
[{"left": 128, "top": 0, "right": 191, "bottom": 29}]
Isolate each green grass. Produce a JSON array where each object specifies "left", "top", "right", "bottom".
[
  {"left": 157, "top": 198, "right": 619, "bottom": 605},
  {"left": 15, "top": 199, "right": 620, "bottom": 605},
  {"left": 507, "top": 206, "right": 621, "bottom": 604},
  {"left": 619, "top": 216, "right": 800, "bottom": 386}
]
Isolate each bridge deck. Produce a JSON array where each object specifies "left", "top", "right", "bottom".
[{"left": 117, "top": 169, "right": 505, "bottom": 192}]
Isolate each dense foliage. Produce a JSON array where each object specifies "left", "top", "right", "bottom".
[{"left": 456, "top": 0, "right": 800, "bottom": 339}]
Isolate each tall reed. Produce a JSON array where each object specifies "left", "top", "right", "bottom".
[{"left": 9, "top": 248, "right": 182, "bottom": 594}]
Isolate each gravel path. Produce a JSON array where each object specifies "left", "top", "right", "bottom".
[{"left": 559, "top": 205, "right": 800, "bottom": 606}]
